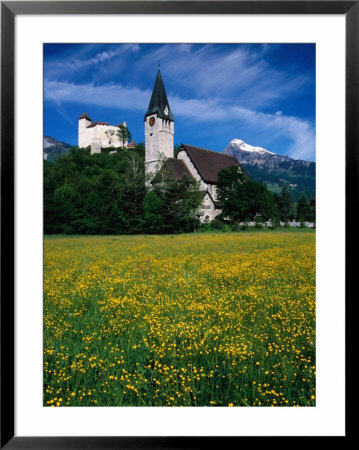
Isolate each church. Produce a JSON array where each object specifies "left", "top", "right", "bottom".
[
  {"left": 144, "top": 68, "right": 242, "bottom": 222},
  {"left": 78, "top": 67, "right": 243, "bottom": 222}
]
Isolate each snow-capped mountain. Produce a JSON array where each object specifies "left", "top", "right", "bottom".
[
  {"left": 223, "top": 139, "right": 315, "bottom": 175},
  {"left": 228, "top": 139, "right": 275, "bottom": 155},
  {"left": 223, "top": 139, "right": 316, "bottom": 201}
]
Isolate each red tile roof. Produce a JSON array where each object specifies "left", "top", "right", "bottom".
[
  {"left": 79, "top": 112, "right": 92, "bottom": 121},
  {"left": 87, "top": 121, "right": 109, "bottom": 128}
]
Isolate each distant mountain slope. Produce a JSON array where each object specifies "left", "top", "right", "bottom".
[
  {"left": 223, "top": 139, "right": 316, "bottom": 201},
  {"left": 44, "top": 136, "right": 72, "bottom": 162}
]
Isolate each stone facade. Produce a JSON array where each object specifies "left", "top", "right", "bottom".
[
  {"left": 145, "top": 114, "right": 174, "bottom": 177},
  {"left": 201, "top": 193, "right": 219, "bottom": 222},
  {"left": 177, "top": 149, "right": 221, "bottom": 222},
  {"left": 144, "top": 69, "right": 242, "bottom": 223},
  {"left": 177, "top": 149, "right": 207, "bottom": 190}
]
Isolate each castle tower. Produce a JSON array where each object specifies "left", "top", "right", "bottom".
[
  {"left": 78, "top": 112, "right": 92, "bottom": 148},
  {"left": 144, "top": 68, "right": 174, "bottom": 177}
]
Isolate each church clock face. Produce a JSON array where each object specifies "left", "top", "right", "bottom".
[{"left": 149, "top": 117, "right": 155, "bottom": 127}]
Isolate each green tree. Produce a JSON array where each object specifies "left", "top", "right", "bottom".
[
  {"left": 177, "top": 175, "right": 204, "bottom": 232},
  {"left": 135, "top": 142, "right": 145, "bottom": 151},
  {"left": 44, "top": 147, "right": 144, "bottom": 235},
  {"left": 150, "top": 161, "right": 203, "bottom": 233},
  {"left": 120, "top": 153, "right": 146, "bottom": 233},
  {"left": 217, "top": 166, "right": 275, "bottom": 223},
  {"left": 277, "top": 183, "right": 295, "bottom": 222},
  {"left": 117, "top": 125, "right": 132, "bottom": 147},
  {"left": 142, "top": 191, "right": 164, "bottom": 233},
  {"left": 308, "top": 197, "right": 316, "bottom": 222},
  {"left": 296, "top": 192, "right": 309, "bottom": 222},
  {"left": 257, "top": 187, "right": 277, "bottom": 222},
  {"left": 217, "top": 166, "right": 247, "bottom": 223}
]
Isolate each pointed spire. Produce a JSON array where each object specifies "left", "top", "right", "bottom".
[{"left": 145, "top": 68, "right": 174, "bottom": 121}]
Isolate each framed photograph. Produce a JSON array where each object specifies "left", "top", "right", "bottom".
[{"left": 1, "top": 1, "right": 353, "bottom": 447}]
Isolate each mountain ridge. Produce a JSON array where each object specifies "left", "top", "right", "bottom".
[
  {"left": 44, "top": 136, "right": 72, "bottom": 162},
  {"left": 223, "top": 139, "right": 315, "bottom": 201}
]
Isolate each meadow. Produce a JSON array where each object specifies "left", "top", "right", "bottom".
[{"left": 44, "top": 231, "right": 315, "bottom": 407}]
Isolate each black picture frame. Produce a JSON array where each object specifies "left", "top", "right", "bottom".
[{"left": 1, "top": 1, "right": 354, "bottom": 447}]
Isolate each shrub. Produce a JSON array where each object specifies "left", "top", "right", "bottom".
[{"left": 210, "top": 217, "right": 225, "bottom": 231}]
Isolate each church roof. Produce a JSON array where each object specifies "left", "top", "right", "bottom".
[
  {"left": 152, "top": 158, "right": 193, "bottom": 183},
  {"left": 166, "top": 158, "right": 193, "bottom": 180},
  {"left": 79, "top": 112, "right": 92, "bottom": 121},
  {"left": 179, "top": 143, "right": 240, "bottom": 184},
  {"left": 145, "top": 69, "right": 174, "bottom": 121}
]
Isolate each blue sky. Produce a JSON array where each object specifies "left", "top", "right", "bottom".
[{"left": 44, "top": 43, "right": 315, "bottom": 161}]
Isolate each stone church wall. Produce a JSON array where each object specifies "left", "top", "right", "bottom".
[
  {"left": 177, "top": 150, "right": 207, "bottom": 191},
  {"left": 177, "top": 150, "right": 221, "bottom": 222},
  {"left": 145, "top": 116, "right": 174, "bottom": 176},
  {"left": 200, "top": 193, "right": 221, "bottom": 223}
]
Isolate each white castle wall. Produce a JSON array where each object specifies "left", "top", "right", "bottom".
[
  {"left": 78, "top": 118, "right": 91, "bottom": 148},
  {"left": 78, "top": 119, "right": 128, "bottom": 154}
]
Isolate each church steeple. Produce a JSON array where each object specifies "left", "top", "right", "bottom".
[
  {"left": 144, "top": 67, "right": 175, "bottom": 179},
  {"left": 145, "top": 68, "right": 174, "bottom": 122}
]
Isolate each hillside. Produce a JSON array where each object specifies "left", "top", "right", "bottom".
[
  {"left": 223, "top": 139, "right": 315, "bottom": 201},
  {"left": 44, "top": 136, "right": 72, "bottom": 162}
]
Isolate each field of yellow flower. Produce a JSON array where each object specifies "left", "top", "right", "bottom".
[{"left": 44, "top": 231, "right": 315, "bottom": 407}]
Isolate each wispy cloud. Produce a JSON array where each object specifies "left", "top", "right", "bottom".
[
  {"left": 229, "top": 106, "right": 315, "bottom": 160},
  {"left": 44, "top": 44, "right": 315, "bottom": 159},
  {"left": 45, "top": 78, "right": 315, "bottom": 160},
  {"left": 134, "top": 44, "right": 313, "bottom": 109},
  {"left": 45, "top": 79, "right": 149, "bottom": 111},
  {"left": 45, "top": 44, "right": 140, "bottom": 79},
  {"left": 46, "top": 44, "right": 313, "bottom": 109}
]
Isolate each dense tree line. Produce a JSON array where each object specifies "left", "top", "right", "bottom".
[
  {"left": 216, "top": 166, "right": 315, "bottom": 225},
  {"left": 44, "top": 148, "right": 315, "bottom": 235},
  {"left": 44, "top": 147, "right": 203, "bottom": 234}
]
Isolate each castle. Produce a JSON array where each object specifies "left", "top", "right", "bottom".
[
  {"left": 78, "top": 113, "right": 134, "bottom": 154},
  {"left": 144, "top": 68, "right": 241, "bottom": 222}
]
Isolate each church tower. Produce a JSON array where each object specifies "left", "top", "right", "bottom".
[{"left": 144, "top": 67, "right": 174, "bottom": 177}]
